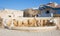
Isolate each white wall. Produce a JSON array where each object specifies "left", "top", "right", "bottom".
[{"left": 0, "top": 9, "right": 23, "bottom": 19}]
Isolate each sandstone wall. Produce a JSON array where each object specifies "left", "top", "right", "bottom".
[{"left": 54, "top": 17, "right": 60, "bottom": 29}]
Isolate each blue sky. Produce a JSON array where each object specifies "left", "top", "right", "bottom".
[{"left": 0, "top": 0, "right": 60, "bottom": 10}]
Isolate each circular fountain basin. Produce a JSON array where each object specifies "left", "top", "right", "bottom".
[{"left": 11, "top": 26, "right": 57, "bottom": 32}]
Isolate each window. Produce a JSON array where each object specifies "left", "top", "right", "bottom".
[
  {"left": 8, "top": 15, "right": 11, "bottom": 17},
  {"left": 46, "top": 11, "right": 50, "bottom": 14}
]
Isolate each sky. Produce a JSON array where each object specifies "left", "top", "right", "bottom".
[{"left": 0, "top": 0, "right": 60, "bottom": 10}]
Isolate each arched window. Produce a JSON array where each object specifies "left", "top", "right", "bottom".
[{"left": 46, "top": 10, "right": 50, "bottom": 14}]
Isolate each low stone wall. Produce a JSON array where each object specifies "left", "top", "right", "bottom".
[{"left": 2, "top": 17, "right": 55, "bottom": 27}]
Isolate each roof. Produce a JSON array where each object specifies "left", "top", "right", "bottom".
[
  {"left": 46, "top": 2, "right": 60, "bottom": 8},
  {"left": 39, "top": 2, "right": 60, "bottom": 9},
  {"left": 39, "top": 3, "right": 60, "bottom": 10}
]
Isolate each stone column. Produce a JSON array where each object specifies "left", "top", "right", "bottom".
[
  {"left": 41, "top": 19, "right": 43, "bottom": 26},
  {"left": 0, "top": 17, "right": 3, "bottom": 28},
  {"left": 44, "top": 19, "right": 47, "bottom": 26}
]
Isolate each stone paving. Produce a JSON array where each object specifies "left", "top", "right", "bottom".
[{"left": 0, "top": 28, "right": 60, "bottom": 36}]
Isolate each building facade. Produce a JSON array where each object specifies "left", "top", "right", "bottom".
[{"left": 23, "top": 2, "right": 60, "bottom": 17}]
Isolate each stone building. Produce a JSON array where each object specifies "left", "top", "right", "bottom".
[
  {"left": 23, "top": 2, "right": 60, "bottom": 17},
  {"left": 23, "top": 8, "right": 40, "bottom": 17},
  {"left": 0, "top": 9, "right": 23, "bottom": 18},
  {"left": 38, "top": 2, "right": 60, "bottom": 17}
]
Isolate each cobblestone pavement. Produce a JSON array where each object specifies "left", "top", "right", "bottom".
[{"left": 0, "top": 28, "right": 60, "bottom": 36}]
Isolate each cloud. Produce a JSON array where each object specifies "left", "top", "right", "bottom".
[{"left": 32, "top": 7, "right": 38, "bottom": 9}]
